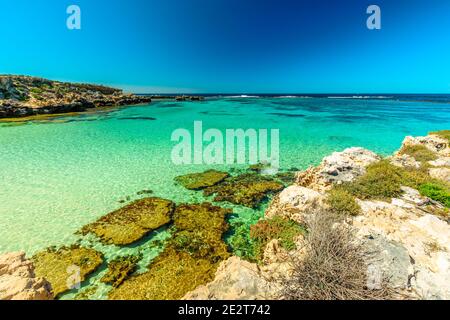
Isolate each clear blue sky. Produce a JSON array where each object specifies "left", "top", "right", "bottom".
[{"left": 1, "top": 0, "right": 449, "bottom": 93}]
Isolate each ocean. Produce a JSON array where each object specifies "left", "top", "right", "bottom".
[{"left": 0, "top": 95, "right": 449, "bottom": 298}]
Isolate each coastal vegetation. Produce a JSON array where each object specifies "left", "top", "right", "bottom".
[
  {"left": 342, "top": 160, "right": 450, "bottom": 208},
  {"left": 249, "top": 216, "right": 305, "bottom": 263},
  {"left": 398, "top": 144, "right": 437, "bottom": 163},
  {"left": 429, "top": 130, "right": 450, "bottom": 142},
  {"left": 419, "top": 183, "right": 450, "bottom": 207},
  {"left": 279, "top": 210, "right": 394, "bottom": 300},
  {"left": 325, "top": 188, "right": 361, "bottom": 216}
]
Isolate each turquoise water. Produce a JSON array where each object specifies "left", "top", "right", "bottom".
[{"left": 0, "top": 97, "right": 449, "bottom": 298}]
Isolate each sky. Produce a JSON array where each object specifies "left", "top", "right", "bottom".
[{"left": 0, "top": 0, "right": 449, "bottom": 93}]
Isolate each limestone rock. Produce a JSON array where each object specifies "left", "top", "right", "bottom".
[
  {"left": 429, "top": 167, "right": 450, "bottom": 183},
  {"left": 361, "top": 234, "right": 414, "bottom": 290},
  {"left": 428, "top": 157, "right": 450, "bottom": 167},
  {"left": 390, "top": 154, "right": 421, "bottom": 169},
  {"left": 262, "top": 239, "right": 290, "bottom": 265},
  {"left": 265, "top": 185, "right": 324, "bottom": 223},
  {"left": 0, "top": 252, "right": 53, "bottom": 300},
  {"left": 296, "top": 147, "right": 381, "bottom": 191},
  {"left": 354, "top": 199, "right": 450, "bottom": 300},
  {"left": 182, "top": 256, "right": 277, "bottom": 300},
  {"left": 401, "top": 135, "right": 449, "bottom": 157}
]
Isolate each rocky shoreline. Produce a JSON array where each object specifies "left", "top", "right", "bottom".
[
  {"left": 183, "top": 131, "right": 450, "bottom": 300},
  {"left": 0, "top": 131, "right": 449, "bottom": 300},
  {"left": 0, "top": 75, "right": 205, "bottom": 119}
]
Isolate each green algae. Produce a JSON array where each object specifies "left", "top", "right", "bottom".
[
  {"left": 74, "top": 285, "right": 100, "bottom": 300},
  {"left": 203, "top": 173, "right": 284, "bottom": 208},
  {"left": 80, "top": 197, "right": 174, "bottom": 245},
  {"left": 101, "top": 255, "right": 142, "bottom": 288},
  {"left": 274, "top": 171, "right": 297, "bottom": 185},
  {"left": 136, "top": 189, "right": 153, "bottom": 195},
  {"left": 108, "top": 203, "right": 231, "bottom": 300},
  {"left": 248, "top": 163, "right": 297, "bottom": 186},
  {"left": 32, "top": 245, "right": 103, "bottom": 297},
  {"left": 174, "top": 169, "right": 229, "bottom": 190}
]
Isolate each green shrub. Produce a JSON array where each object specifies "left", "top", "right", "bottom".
[
  {"left": 429, "top": 130, "right": 450, "bottom": 142},
  {"left": 326, "top": 188, "right": 361, "bottom": 216},
  {"left": 250, "top": 216, "right": 305, "bottom": 263},
  {"left": 419, "top": 183, "right": 450, "bottom": 208},
  {"left": 399, "top": 145, "right": 437, "bottom": 162},
  {"left": 343, "top": 160, "right": 404, "bottom": 200},
  {"left": 343, "top": 159, "right": 450, "bottom": 209}
]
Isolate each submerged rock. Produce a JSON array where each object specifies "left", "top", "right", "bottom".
[
  {"left": 101, "top": 255, "right": 141, "bottom": 288},
  {"left": 274, "top": 171, "right": 297, "bottom": 185},
  {"left": 203, "top": 173, "right": 284, "bottom": 208},
  {"left": 80, "top": 197, "right": 174, "bottom": 245},
  {"left": 32, "top": 246, "right": 103, "bottom": 297},
  {"left": 296, "top": 147, "right": 381, "bottom": 191},
  {"left": 109, "top": 203, "right": 231, "bottom": 300},
  {"left": 0, "top": 252, "right": 53, "bottom": 300},
  {"left": 175, "top": 170, "right": 229, "bottom": 190}
]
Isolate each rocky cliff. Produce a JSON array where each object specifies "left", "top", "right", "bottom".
[{"left": 0, "top": 75, "right": 152, "bottom": 118}]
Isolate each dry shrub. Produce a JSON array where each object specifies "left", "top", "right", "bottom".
[{"left": 279, "top": 211, "right": 395, "bottom": 300}]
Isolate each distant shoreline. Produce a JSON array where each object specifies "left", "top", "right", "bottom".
[{"left": 0, "top": 75, "right": 204, "bottom": 119}]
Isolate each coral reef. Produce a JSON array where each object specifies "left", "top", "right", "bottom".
[{"left": 80, "top": 197, "right": 174, "bottom": 245}]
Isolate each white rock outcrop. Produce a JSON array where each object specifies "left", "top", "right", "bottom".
[
  {"left": 401, "top": 135, "right": 449, "bottom": 156},
  {"left": 182, "top": 256, "right": 278, "bottom": 300},
  {"left": 265, "top": 185, "right": 324, "bottom": 223},
  {"left": 296, "top": 147, "right": 381, "bottom": 191},
  {"left": 0, "top": 252, "right": 53, "bottom": 300}
]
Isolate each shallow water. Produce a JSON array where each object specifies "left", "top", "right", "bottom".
[{"left": 1, "top": 97, "right": 449, "bottom": 298}]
